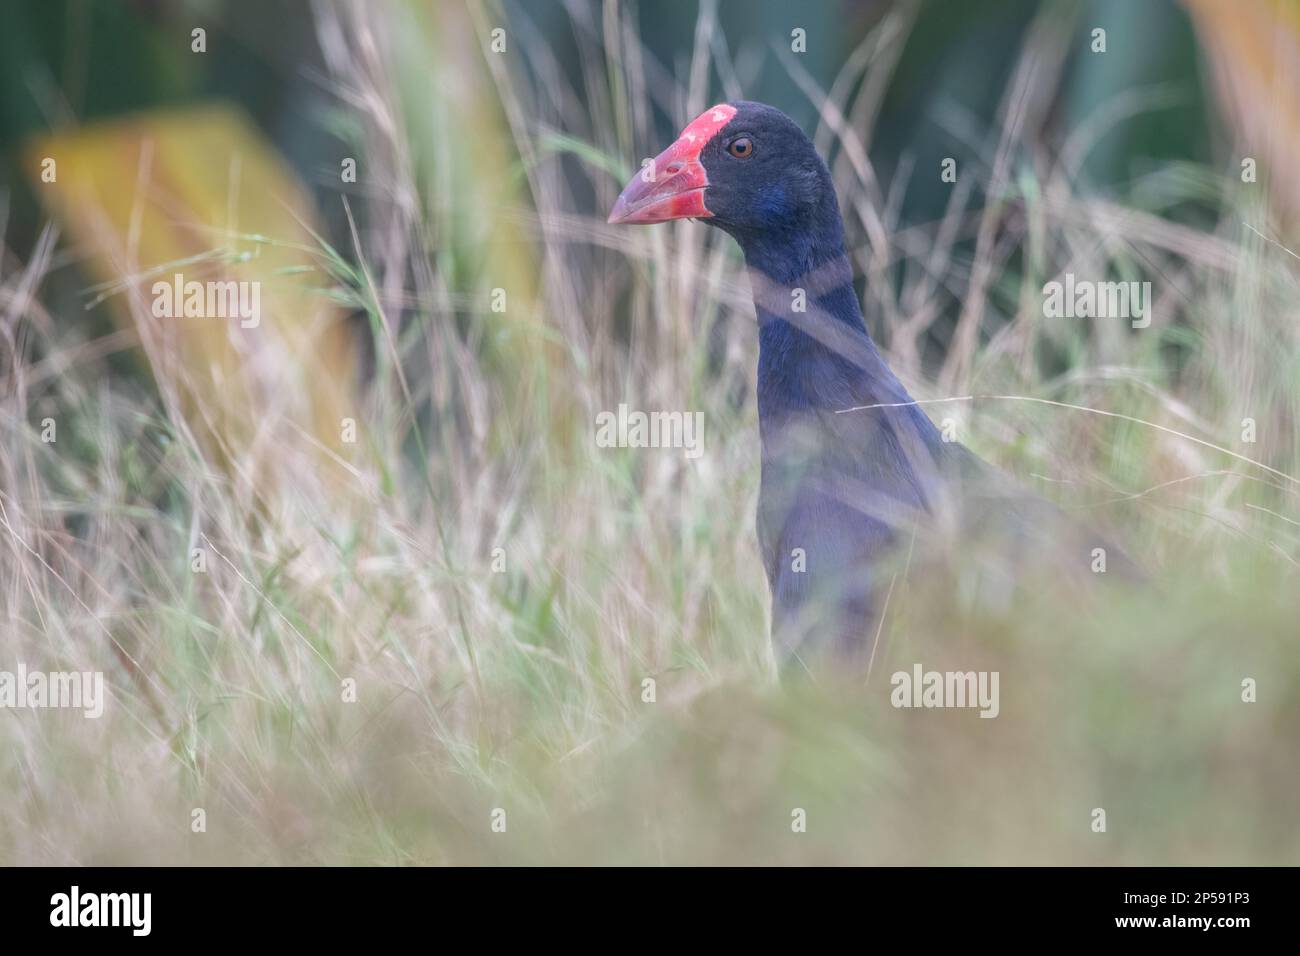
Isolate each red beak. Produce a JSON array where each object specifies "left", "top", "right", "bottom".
[{"left": 607, "top": 104, "right": 737, "bottom": 225}]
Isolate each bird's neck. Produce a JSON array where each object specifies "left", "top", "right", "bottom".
[
  {"left": 735, "top": 189, "right": 849, "bottom": 290},
  {"left": 736, "top": 211, "right": 913, "bottom": 414}
]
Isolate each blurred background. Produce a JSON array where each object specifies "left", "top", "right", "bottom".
[
  {"left": 1, "top": 0, "right": 1292, "bottom": 356},
  {"left": 1, "top": 0, "right": 1298, "bottom": 865}
]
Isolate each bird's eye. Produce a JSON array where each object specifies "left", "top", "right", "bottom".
[{"left": 727, "top": 137, "right": 754, "bottom": 159}]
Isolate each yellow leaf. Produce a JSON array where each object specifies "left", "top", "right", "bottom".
[
  {"left": 26, "top": 105, "right": 356, "bottom": 493},
  {"left": 1184, "top": 0, "right": 1300, "bottom": 230}
]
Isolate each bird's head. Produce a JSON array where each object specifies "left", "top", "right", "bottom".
[{"left": 608, "top": 101, "right": 839, "bottom": 251}]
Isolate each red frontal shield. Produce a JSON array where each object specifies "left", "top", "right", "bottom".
[{"left": 607, "top": 104, "right": 737, "bottom": 224}]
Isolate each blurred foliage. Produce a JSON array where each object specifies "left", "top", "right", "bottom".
[
  {"left": 0, "top": 0, "right": 1287, "bottom": 374},
  {"left": 0, "top": 0, "right": 1259, "bottom": 221}
]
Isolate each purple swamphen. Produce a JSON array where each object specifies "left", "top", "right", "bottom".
[{"left": 609, "top": 101, "right": 1139, "bottom": 672}]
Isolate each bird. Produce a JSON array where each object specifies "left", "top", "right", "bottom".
[{"left": 608, "top": 101, "right": 1138, "bottom": 673}]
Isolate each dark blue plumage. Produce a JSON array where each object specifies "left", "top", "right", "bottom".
[{"left": 697, "top": 102, "right": 962, "bottom": 664}]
